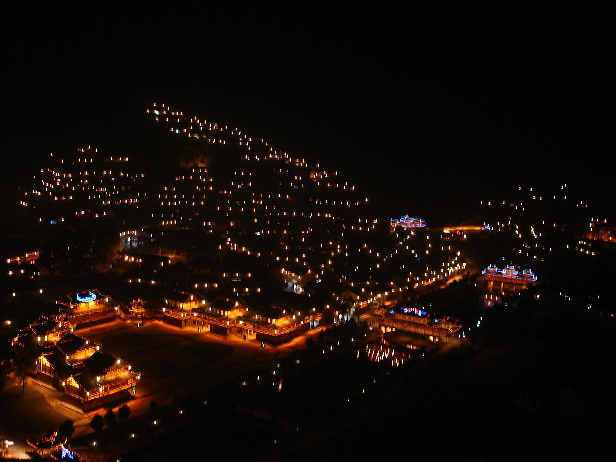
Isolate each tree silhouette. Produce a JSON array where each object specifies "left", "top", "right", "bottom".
[
  {"left": 117, "top": 404, "right": 131, "bottom": 422},
  {"left": 149, "top": 399, "right": 158, "bottom": 413},
  {"left": 104, "top": 409, "right": 117, "bottom": 427},
  {"left": 89, "top": 414, "right": 104, "bottom": 432},
  {"left": 13, "top": 339, "right": 39, "bottom": 394},
  {"left": 58, "top": 419, "right": 75, "bottom": 439}
]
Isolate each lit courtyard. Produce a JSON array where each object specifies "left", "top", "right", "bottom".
[{"left": 75, "top": 319, "right": 285, "bottom": 403}]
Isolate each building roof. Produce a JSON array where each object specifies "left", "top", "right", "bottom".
[
  {"left": 31, "top": 320, "right": 61, "bottom": 336},
  {"left": 83, "top": 352, "right": 117, "bottom": 376},
  {"left": 72, "top": 372, "right": 98, "bottom": 391},
  {"left": 41, "top": 348, "right": 73, "bottom": 377},
  {"left": 255, "top": 306, "right": 286, "bottom": 320},
  {"left": 210, "top": 298, "right": 235, "bottom": 310},
  {"left": 57, "top": 333, "right": 88, "bottom": 356},
  {"left": 166, "top": 291, "right": 193, "bottom": 303}
]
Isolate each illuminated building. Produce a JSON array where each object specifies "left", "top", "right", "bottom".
[
  {"left": 164, "top": 291, "right": 201, "bottom": 310},
  {"left": 587, "top": 219, "right": 616, "bottom": 243},
  {"left": 63, "top": 351, "right": 139, "bottom": 411},
  {"left": 60, "top": 290, "right": 118, "bottom": 328},
  {"left": 161, "top": 295, "right": 321, "bottom": 345},
  {"left": 366, "top": 306, "right": 461, "bottom": 342},
  {"left": 390, "top": 215, "right": 426, "bottom": 231},
  {"left": 4, "top": 251, "right": 40, "bottom": 265},
  {"left": 441, "top": 225, "right": 489, "bottom": 233},
  {"left": 36, "top": 333, "right": 100, "bottom": 387},
  {"left": 481, "top": 265, "right": 537, "bottom": 294},
  {"left": 27, "top": 318, "right": 72, "bottom": 346},
  {"left": 27, "top": 316, "right": 139, "bottom": 411},
  {"left": 279, "top": 266, "right": 316, "bottom": 294},
  {"left": 371, "top": 315, "right": 460, "bottom": 342}
]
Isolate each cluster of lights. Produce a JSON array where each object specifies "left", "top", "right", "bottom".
[
  {"left": 23, "top": 146, "right": 144, "bottom": 222},
  {"left": 482, "top": 265, "right": 537, "bottom": 281}
]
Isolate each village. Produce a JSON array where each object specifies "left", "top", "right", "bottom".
[{"left": 1, "top": 104, "right": 614, "bottom": 460}]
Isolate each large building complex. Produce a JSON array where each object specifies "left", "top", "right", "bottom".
[
  {"left": 481, "top": 265, "right": 538, "bottom": 294},
  {"left": 15, "top": 292, "right": 140, "bottom": 412}
]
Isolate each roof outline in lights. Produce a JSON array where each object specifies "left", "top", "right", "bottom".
[
  {"left": 76, "top": 291, "right": 97, "bottom": 303},
  {"left": 400, "top": 307, "right": 429, "bottom": 316},
  {"left": 390, "top": 215, "right": 426, "bottom": 228},
  {"left": 482, "top": 265, "right": 537, "bottom": 281}
]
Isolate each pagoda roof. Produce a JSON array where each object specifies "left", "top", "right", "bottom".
[
  {"left": 339, "top": 288, "right": 360, "bottom": 300},
  {"left": 57, "top": 334, "right": 89, "bottom": 356},
  {"left": 72, "top": 372, "right": 98, "bottom": 391},
  {"left": 210, "top": 298, "right": 235, "bottom": 310},
  {"left": 31, "top": 320, "right": 61, "bottom": 336},
  {"left": 166, "top": 291, "right": 193, "bottom": 303},
  {"left": 83, "top": 352, "right": 117, "bottom": 375},
  {"left": 255, "top": 306, "right": 286, "bottom": 319}
]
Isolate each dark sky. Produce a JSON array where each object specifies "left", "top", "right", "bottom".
[{"left": 3, "top": 3, "right": 613, "bottom": 223}]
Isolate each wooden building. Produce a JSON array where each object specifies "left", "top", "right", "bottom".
[{"left": 64, "top": 352, "right": 139, "bottom": 412}]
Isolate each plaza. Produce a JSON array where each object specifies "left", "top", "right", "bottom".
[{"left": 74, "top": 319, "right": 280, "bottom": 404}]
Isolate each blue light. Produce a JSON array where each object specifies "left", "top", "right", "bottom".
[
  {"left": 482, "top": 265, "right": 537, "bottom": 281},
  {"left": 400, "top": 307, "right": 428, "bottom": 316},
  {"left": 61, "top": 445, "right": 74, "bottom": 459},
  {"left": 76, "top": 291, "right": 97, "bottom": 303}
]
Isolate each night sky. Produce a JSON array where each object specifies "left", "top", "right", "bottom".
[{"left": 4, "top": 3, "right": 613, "bottom": 224}]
